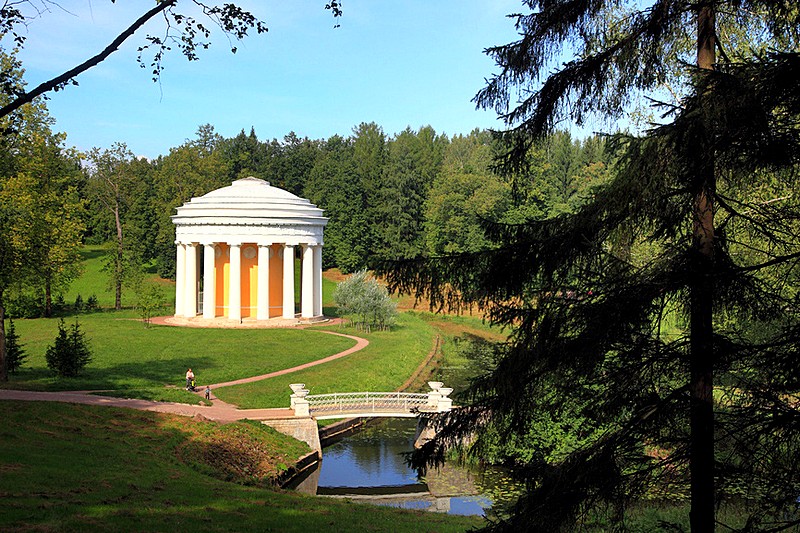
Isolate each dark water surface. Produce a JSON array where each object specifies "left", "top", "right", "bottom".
[{"left": 292, "top": 418, "right": 521, "bottom": 516}]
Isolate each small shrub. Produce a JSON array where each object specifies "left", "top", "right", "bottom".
[
  {"left": 74, "top": 294, "right": 84, "bottom": 312},
  {"left": 53, "top": 294, "right": 66, "bottom": 312},
  {"left": 5, "top": 318, "right": 27, "bottom": 374},
  {"left": 333, "top": 269, "right": 398, "bottom": 331},
  {"left": 45, "top": 318, "right": 93, "bottom": 377},
  {"left": 136, "top": 282, "right": 164, "bottom": 327},
  {"left": 85, "top": 295, "right": 99, "bottom": 311}
]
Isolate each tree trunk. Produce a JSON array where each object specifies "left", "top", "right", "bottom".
[
  {"left": 0, "top": 291, "right": 7, "bottom": 382},
  {"left": 689, "top": 5, "right": 716, "bottom": 532},
  {"left": 45, "top": 278, "right": 52, "bottom": 317},
  {"left": 114, "top": 205, "right": 123, "bottom": 311}
]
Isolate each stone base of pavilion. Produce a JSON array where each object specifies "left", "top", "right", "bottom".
[{"left": 153, "top": 315, "right": 333, "bottom": 329}]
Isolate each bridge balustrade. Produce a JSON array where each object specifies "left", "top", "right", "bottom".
[
  {"left": 289, "top": 382, "right": 453, "bottom": 418},
  {"left": 307, "top": 391, "right": 429, "bottom": 416}
]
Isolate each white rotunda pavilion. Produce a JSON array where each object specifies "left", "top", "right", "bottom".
[{"left": 172, "top": 177, "right": 328, "bottom": 322}]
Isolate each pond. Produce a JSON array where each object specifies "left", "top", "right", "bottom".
[{"left": 288, "top": 418, "right": 522, "bottom": 517}]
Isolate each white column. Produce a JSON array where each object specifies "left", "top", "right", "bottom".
[
  {"left": 313, "top": 244, "right": 323, "bottom": 317},
  {"left": 257, "top": 244, "right": 270, "bottom": 320},
  {"left": 229, "top": 243, "right": 241, "bottom": 321},
  {"left": 203, "top": 243, "right": 216, "bottom": 319},
  {"left": 301, "top": 244, "right": 314, "bottom": 318},
  {"left": 184, "top": 243, "right": 198, "bottom": 318},
  {"left": 282, "top": 244, "right": 295, "bottom": 319},
  {"left": 175, "top": 242, "right": 185, "bottom": 317}
]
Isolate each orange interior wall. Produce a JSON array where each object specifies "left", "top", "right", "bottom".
[
  {"left": 269, "top": 244, "right": 283, "bottom": 317},
  {"left": 240, "top": 244, "right": 258, "bottom": 318},
  {"left": 215, "top": 243, "right": 230, "bottom": 317},
  {"left": 211, "top": 243, "right": 288, "bottom": 320}
]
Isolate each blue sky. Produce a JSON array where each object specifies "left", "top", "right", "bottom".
[{"left": 16, "top": 1, "right": 525, "bottom": 158}]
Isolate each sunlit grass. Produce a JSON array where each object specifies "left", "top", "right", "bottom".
[
  {"left": 7, "top": 310, "right": 354, "bottom": 399},
  {"left": 216, "top": 312, "right": 437, "bottom": 408}
]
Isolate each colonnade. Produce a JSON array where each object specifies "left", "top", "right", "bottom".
[{"left": 174, "top": 241, "right": 323, "bottom": 321}]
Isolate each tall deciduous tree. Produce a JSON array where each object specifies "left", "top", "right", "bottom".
[
  {"left": 14, "top": 132, "right": 85, "bottom": 317},
  {"left": 424, "top": 130, "right": 514, "bottom": 254},
  {"left": 87, "top": 143, "right": 136, "bottom": 311},
  {"left": 381, "top": 1, "right": 800, "bottom": 531},
  {"left": 0, "top": 47, "right": 83, "bottom": 377}
]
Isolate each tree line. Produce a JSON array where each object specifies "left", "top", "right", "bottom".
[{"left": 1, "top": 46, "right": 614, "bottom": 321}]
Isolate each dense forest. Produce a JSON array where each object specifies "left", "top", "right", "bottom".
[{"left": 1, "top": 69, "right": 614, "bottom": 318}]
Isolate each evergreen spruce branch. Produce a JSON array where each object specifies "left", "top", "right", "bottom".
[
  {"left": 477, "top": 0, "right": 689, "bottom": 170},
  {"left": 734, "top": 250, "right": 800, "bottom": 274},
  {"left": 715, "top": 193, "right": 800, "bottom": 249}
]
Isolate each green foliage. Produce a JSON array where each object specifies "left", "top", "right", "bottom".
[
  {"left": 304, "top": 134, "right": 368, "bottom": 272},
  {"left": 382, "top": 3, "right": 800, "bottom": 532},
  {"left": 425, "top": 131, "right": 512, "bottom": 254},
  {"left": 333, "top": 269, "right": 397, "bottom": 331},
  {"left": 44, "top": 318, "right": 92, "bottom": 377},
  {"left": 5, "top": 318, "right": 26, "bottom": 373},
  {"left": 374, "top": 126, "right": 446, "bottom": 259}
]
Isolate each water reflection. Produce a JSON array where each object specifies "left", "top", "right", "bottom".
[{"left": 290, "top": 418, "right": 518, "bottom": 517}]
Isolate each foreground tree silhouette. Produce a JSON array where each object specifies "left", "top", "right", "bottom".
[{"left": 380, "top": 1, "right": 800, "bottom": 531}]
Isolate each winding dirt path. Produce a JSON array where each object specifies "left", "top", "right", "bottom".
[{"left": 0, "top": 329, "right": 369, "bottom": 423}]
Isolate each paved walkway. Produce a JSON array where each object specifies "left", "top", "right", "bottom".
[{"left": 0, "top": 328, "right": 368, "bottom": 424}]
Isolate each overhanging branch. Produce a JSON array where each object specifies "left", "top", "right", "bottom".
[{"left": 0, "top": 0, "right": 177, "bottom": 120}]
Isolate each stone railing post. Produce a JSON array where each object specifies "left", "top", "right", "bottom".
[
  {"left": 437, "top": 387, "right": 453, "bottom": 412},
  {"left": 427, "top": 381, "right": 443, "bottom": 409},
  {"left": 290, "top": 383, "right": 310, "bottom": 416}
]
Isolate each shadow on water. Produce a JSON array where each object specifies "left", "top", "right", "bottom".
[{"left": 288, "top": 418, "right": 519, "bottom": 517}]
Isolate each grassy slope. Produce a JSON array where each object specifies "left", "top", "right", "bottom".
[
  {"left": 216, "top": 312, "right": 437, "bottom": 408},
  {"left": 0, "top": 401, "right": 481, "bottom": 532},
  {"left": 64, "top": 246, "right": 167, "bottom": 309}
]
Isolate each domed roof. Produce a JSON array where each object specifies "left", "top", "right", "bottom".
[
  {"left": 172, "top": 177, "right": 327, "bottom": 245},
  {"left": 173, "top": 177, "right": 326, "bottom": 222}
]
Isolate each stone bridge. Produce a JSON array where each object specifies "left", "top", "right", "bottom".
[{"left": 262, "top": 382, "right": 454, "bottom": 456}]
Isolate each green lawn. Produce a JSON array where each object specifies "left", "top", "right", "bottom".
[
  {"left": 215, "top": 312, "right": 437, "bottom": 408},
  {"left": 0, "top": 401, "right": 482, "bottom": 533},
  {"left": 6, "top": 251, "right": 439, "bottom": 409},
  {"left": 6, "top": 311, "right": 355, "bottom": 403}
]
